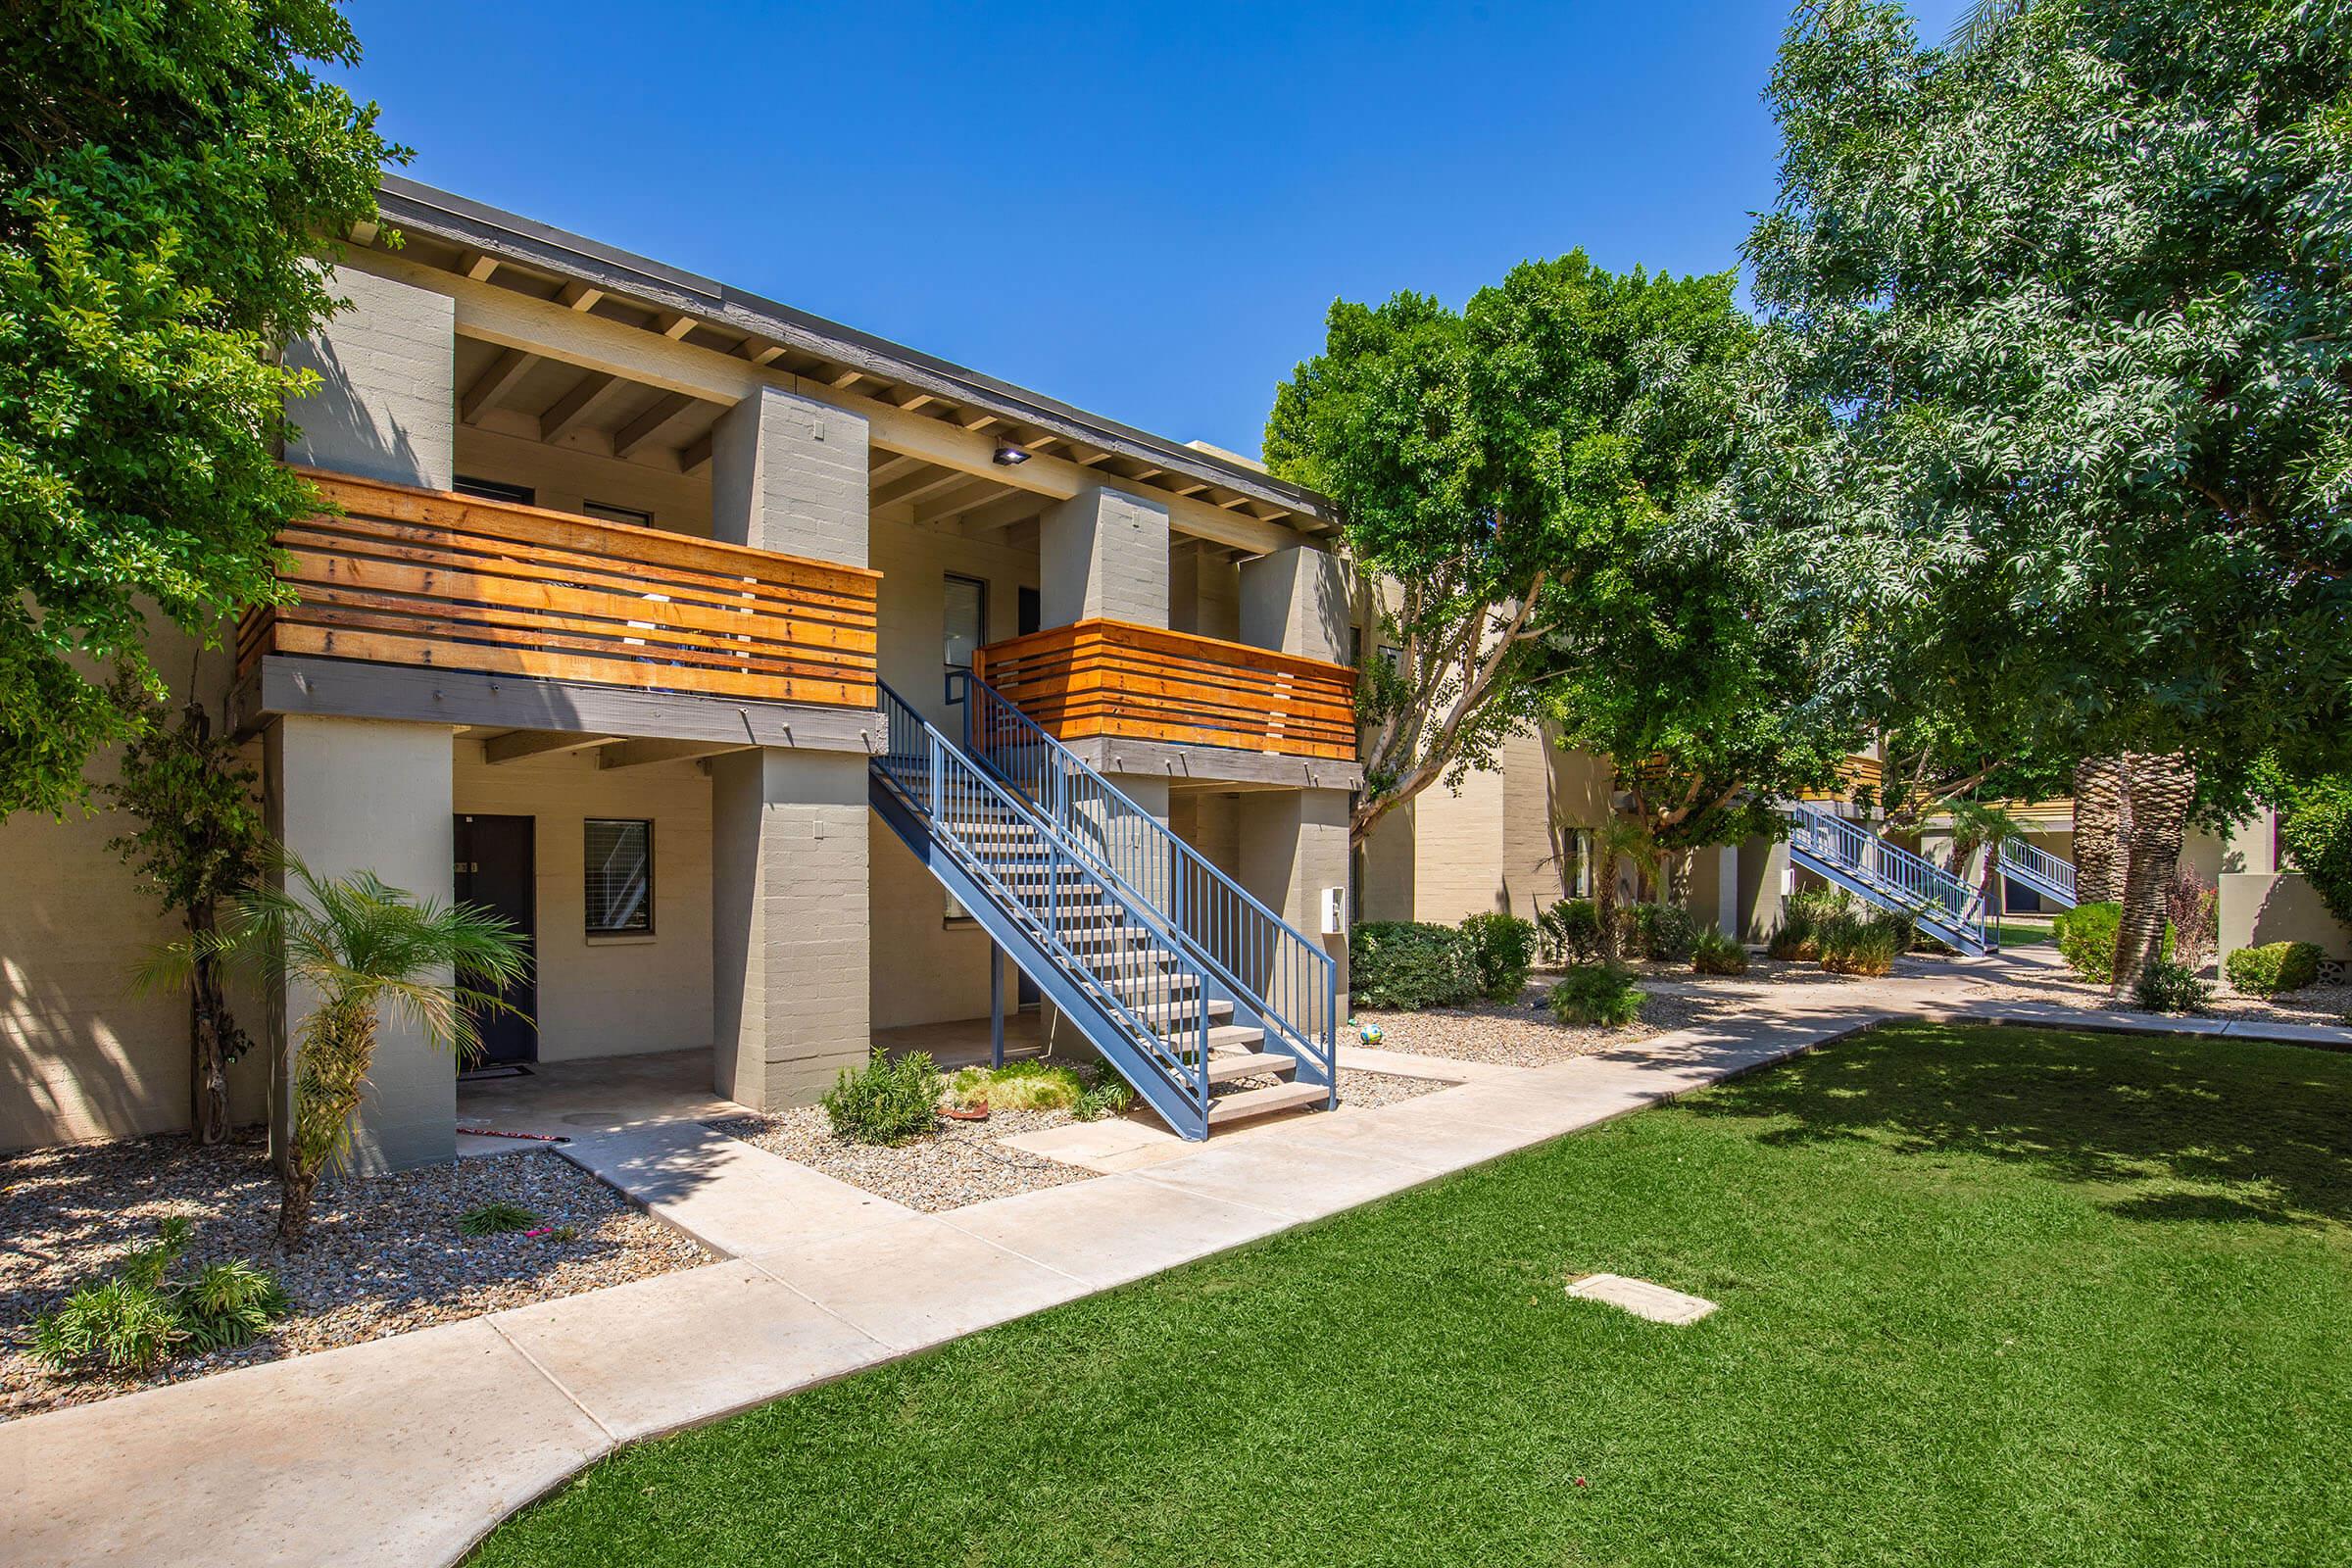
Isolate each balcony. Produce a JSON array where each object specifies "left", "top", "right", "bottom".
[
  {"left": 973, "top": 618, "right": 1355, "bottom": 763},
  {"left": 239, "top": 470, "right": 880, "bottom": 710}
]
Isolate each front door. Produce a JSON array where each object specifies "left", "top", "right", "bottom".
[{"left": 454, "top": 813, "right": 538, "bottom": 1065}]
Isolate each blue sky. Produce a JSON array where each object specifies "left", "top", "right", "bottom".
[{"left": 337, "top": 2, "right": 1969, "bottom": 458}]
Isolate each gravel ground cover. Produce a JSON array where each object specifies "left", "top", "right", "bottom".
[
  {"left": 0, "top": 1131, "right": 706, "bottom": 1422},
  {"left": 1958, "top": 966, "right": 2352, "bottom": 1030},
  {"left": 714, "top": 1067, "right": 1454, "bottom": 1211}
]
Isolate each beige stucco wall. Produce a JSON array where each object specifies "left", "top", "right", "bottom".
[
  {"left": 868, "top": 816, "right": 1004, "bottom": 1031},
  {"left": 452, "top": 423, "right": 712, "bottom": 534},
  {"left": 2219, "top": 871, "right": 2352, "bottom": 962},
  {"left": 450, "top": 739, "right": 713, "bottom": 1061},
  {"left": 873, "top": 512, "right": 1040, "bottom": 733},
  {"left": 0, "top": 630, "right": 275, "bottom": 1153}
]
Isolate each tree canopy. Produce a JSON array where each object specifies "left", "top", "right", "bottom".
[
  {"left": 1266, "top": 254, "right": 1797, "bottom": 847},
  {"left": 0, "top": 0, "right": 400, "bottom": 817}
]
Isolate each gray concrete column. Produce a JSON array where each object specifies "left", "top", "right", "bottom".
[
  {"left": 268, "top": 715, "right": 457, "bottom": 1172},
  {"left": 711, "top": 748, "right": 870, "bottom": 1111},
  {"left": 283, "top": 265, "right": 456, "bottom": 490},
  {"left": 1239, "top": 545, "right": 1351, "bottom": 663},
  {"left": 1687, "top": 844, "right": 1740, "bottom": 938},
  {"left": 711, "top": 382, "right": 871, "bottom": 566},
  {"left": 1042, "top": 487, "right": 1168, "bottom": 627},
  {"left": 1738, "top": 833, "right": 1791, "bottom": 943},
  {"left": 1238, "top": 788, "right": 1351, "bottom": 1025}
]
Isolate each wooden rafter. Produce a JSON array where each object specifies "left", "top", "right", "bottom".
[
  {"left": 613, "top": 391, "right": 698, "bottom": 459},
  {"left": 539, "top": 370, "right": 624, "bottom": 442},
  {"left": 459, "top": 348, "right": 539, "bottom": 424},
  {"left": 909, "top": 476, "right": 1012, "bottom": 526}
]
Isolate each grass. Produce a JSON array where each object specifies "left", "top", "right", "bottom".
[
  {"left": 1990, "top": 919, "right": 2056, "bottom": 946},
  {"left": 470, "top": 1023, "right": 2352, "bottom": 1567}
]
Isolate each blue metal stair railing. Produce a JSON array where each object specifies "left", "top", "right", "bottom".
[
  {"left": 1998, "top": 836, "right": 2079, "bottom": 908},
  {"left": 870, "top": 682, "right": 1219, "bottom": 1137},
  {"left": 951, "top": 668, "right": 1339, "bottom": 1102},
  {"left": 1785, "top": 801, "right": 1991, "bottom": 954}
]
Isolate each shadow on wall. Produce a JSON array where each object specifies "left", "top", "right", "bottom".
[
  {"left": 282, "top": 327, "right": 430, "bottom": 485},
  {"left": 1681, "top": 1020, "right": 2352, "bottom": 1228}
]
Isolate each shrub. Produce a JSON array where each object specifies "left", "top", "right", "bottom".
[
  {"left": 946, "top": 1060, "right": 1086, "bottom": 1112},
  {"left": 2162, "top": 870, "right": 2221, "bottom": 971},
  {"left": 2226, "top": 940, "right": 2323, "bottom": 997},
  {"left": 1817, "top": 910, "right": 1904, "bottom": 976},
  {"left": 29, "top": 1219, "right": 288, "bottom": 1374},
  {"left": 1349, "top": 921, "right": 1479, "bottom": 1009},
  {"left": 2277, "top": 774, "right": 2352, "bottom": 928},
  {"left": 1538, "top": 899, "right": 1602, "bottom": 964},
  {"left": 2053, "top": 901, "right": 2125, "bottom": 983},
  {"left": 1460, "top": 911, "right": 1538, "bottom": 1002},
  {"left": 1547, "top": 963, "right": 1644, "bottom": 1027},
  {"left": 1767, "top": 888, "right": 1856, "bottom": 961},
  {"left": 822, "top": 1049, "right": 943, "bottom": 1144},
  {"left": 2132, "top": 957, "right": 2214, "bottom": 1014},
  {"left": 1631, "top": 903, "right": 1699, "bottom": 962},
  {"left": 1073, "top": 1078, "right": 1134, "bottom": 1121},
  {"left": 1691, "top": 926, "right": 1748, "bottom": 976},
  {"left": 459, "top": 1201, "right": 542, "bottom": 1237}
]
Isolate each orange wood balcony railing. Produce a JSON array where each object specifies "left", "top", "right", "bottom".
[
  {"left": 973, "top": 618, "right": 1356, "bottom": 762},
  {"left": 238, "top": 470, "right": 880, "bottom": 709}
]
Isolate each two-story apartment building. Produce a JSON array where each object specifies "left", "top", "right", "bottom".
[{"left": 1, "top": 177, "right": 1361, "bottom": 1166}]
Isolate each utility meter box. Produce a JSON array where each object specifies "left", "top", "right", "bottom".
[{"left": 1319, "top": 885, "right": 1348, "bottom": 936}]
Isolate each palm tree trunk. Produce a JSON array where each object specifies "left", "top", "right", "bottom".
[
  {"left": 2073, "top": 757, "right": 2125, "bottom": 903},
  {"left": 2112, "top": 753, "right": 2195, "bottom": 993}
]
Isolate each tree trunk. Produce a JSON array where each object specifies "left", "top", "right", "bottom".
[
  {"left": 1595, "top": 849, "right": 1622, "bottom": 964},
  {"left": 276, "top": 1163, "right": 320, "bottom": 1250},
  {"left": 2112, "top": 753, "right": 2195, "bottom": 993},
  {"left": 2073, "top": 756, "right": 2126, "bottom": 903},
  {"left": 189, "top": 906, "right": 234, "bottom": 1144}
]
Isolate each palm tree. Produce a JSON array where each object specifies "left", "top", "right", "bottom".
[
  {"left": 155, "top": 855, "right": 529, "bottom": 1247},
  {"left": 2113, "top": 753, "right": 2198, "bottom": 993},
  {"left": 1580, "top": 815, "right": 1663, "bottom": 965},
  {"left": 2073, "top": 756, "right": 2126, "bottom": 904},
  {"left": 1947, "top": 798, "right": 2027, "bottom": 944},
  {"left": 1946, "top": 0, "right": 2035, "bottom": 51}
]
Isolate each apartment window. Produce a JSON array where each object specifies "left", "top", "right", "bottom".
[
  {"left": 1560, "top": 828, "right": 1594, "bottom": 899},
  {"left": 944, "top": 574, "right": 987, "bottom": 669},
  {"left": 1017, "top": 585, "right": 1042, "bottom": 638},
  {"left": 585, "top": 819, "right": 654, "bottom": 936},
  {"left": 581, "top": 500, "right": 654, "bottom": 527},
  {"left": 454, "top": 475, "right": 534, "bottom": 506}
]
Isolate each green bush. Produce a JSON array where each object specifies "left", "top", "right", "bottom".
[
  {"left": 2277, "top": 774, "right": 2352, "bottom": 928},
  {"left": 1817, "top": 910, "right": 1905, "bottom": 976},
  {"left": 1349, "top": 921, "right": 1480, "bottom": 1009},
  {"left": 1691, "top": 926, "right": 1748, "bottom": 976},
  {"left": 1537, "top": 898, "right": 1602, "bottom": 964},
  {"left": 2132, "top": 957, "right": 2213, "bottom": 1014},
  {"left": 2053, "top": 901, "right": 2125, "bottom": 983},
  {"left": 1460, "top": 911, "right": 1538, "bottom": 1002},
  {"left": 1547, "top": 963, "right": 1644, "bottom": 1027},
  {"left": 29, "top": 1219, "right": 288, "bottom": 1374},
  {"left": 2226, "top": 940, "right": 2323, "bottom": 998},
  {"left": 1631, "top": 903, "right": 1699, "bottom": 962},
  {"left": 946, "top": 1060, "right": 1086, "bottom": 1112},
  {"left": 459, "top": 1200, "right": 542, "bottom": 1237},
  {"left": 1767, "top": 887, "right": 1856, "bottom": 961},
  {"left": 823, "top": 1049, "right": 943, "bottom": 1144}
]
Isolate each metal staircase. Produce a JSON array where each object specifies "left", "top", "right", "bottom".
[
  {"left": 1784, "top": 801, "right": 1992, "bottom": 956},
  {"left": 1998, "top": 836, "right": 2079, "bottom": 908},
  {"left": 868, "top": 679, "right": 1335, "bottom": 1141}
]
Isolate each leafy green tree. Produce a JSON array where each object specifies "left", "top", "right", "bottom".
[
  {"left": 0, "top": 0, "right": 401, "bottom": 818},
  {"left": 1266, "top": 255, "right": 1755, "bottom": 849},
  {"left": 107, "top": 686, "right": 268, "bottom": 1147},
  {"left": 1746, "top": 0, "right": 2352, "bottom": 988}
]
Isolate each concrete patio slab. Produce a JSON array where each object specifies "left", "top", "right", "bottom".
[
  {"left": 942, "top": 1169, "right": 1296, "bottom": 1289},
  {"left": 558, "top": 1121, "right": 912, "bottom": 1256},
  {"left": 0, "top": 1317, "right": 607, "bottom": 1568},
  {"left": 488, "top": 1260, "right": 894, "bottom": 1444},
  {"left": 743, "top": 1215, "right": 1087, "bottom": 1354},
  {"left": 457, "top": 1048, "right": 745, "bottom": 1142}
]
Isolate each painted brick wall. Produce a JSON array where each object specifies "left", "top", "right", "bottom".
[
  {"left": 711, "top": 382, "right": 870, "bottom": 568},
  {"left": 283, "top": 265, "right": 455, "bottom": 490},
  {"left": 1043, "top": 487, "right": 1169, "bottom": 628}
]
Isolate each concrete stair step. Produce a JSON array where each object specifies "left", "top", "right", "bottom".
[
  {"left": 1205, "top": 1024, "right": 1264, "bottom": 1053},
  {"left": 1205, "top": 1081, "right": 1329, "bottom": 1128},
  {"left": 1130, "top": 997, "right": 1235, "bottom": 1027},
  {"left": 1202, "top": 1051, "right": 1296, "bottom": 1084}
]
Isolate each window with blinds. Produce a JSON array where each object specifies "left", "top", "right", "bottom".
[{"left": 585, "top": 818, "right": 653, "bottom": 936}]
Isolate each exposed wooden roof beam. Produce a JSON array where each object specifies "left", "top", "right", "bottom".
[
  {"left": 956, "top": 491, "right": 1047, "bottom": 534},
  {"left": 887, "top": 388, "right": 941, "bottom": 413},
  {"left": 679, "top": 432, "right": 712, "bottom": 474},
  {"left": 458, "top": 249, "right": 500, "bottom": 282},
  {"left": 828, "top": 368, "right": 867, "bottom": 390},
  {"left": 558, "top": 281, "right": 605, "bottom": 312},
  {"left": 910, "top": 476, "right": 1013, "bottom": 526},
  {"left": 874, "top": 466, "right": 979, "bottom": 510},
  {"left": 956, "top": 410, "right": 1001, "bottom": 432},
  {"left": 613, "top": 391, "right": 698, "bottom": 459},
  {"left": 869, "top": 453, "right": 924, "bottom": 485},
  {"left": 483, "top": 730, "right": 616, "bottom": 765},
  {"left": 600, "top": 738, "right": 751, "bottom": 770},
  {"left": 459, "top": 348, "right": 539, "bottom": 424},
  {"left": 733, "top": 337, "right": 788, "bottom": 367},
  {"left": 656, "top": 312, "right": 697, "bottom": 341},
  {"left": 539, "top": 370, "right": 624, "bottom": 442}
]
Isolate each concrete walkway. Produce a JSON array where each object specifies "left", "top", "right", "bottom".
[{"left": 6, "top": 963, "right": 2341, "bottom": 1568}]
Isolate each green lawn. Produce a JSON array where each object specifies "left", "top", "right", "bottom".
[
  {"left": 1990, "top": 918, "right": 2055, "bottom": 946},
  {"left": 472, "top": 1023, "right": 2352, "bottom": 1567}
]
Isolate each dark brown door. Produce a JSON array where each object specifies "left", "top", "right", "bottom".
[{"left": 454, "top": 814, "right": 538, "bottom": 1065}]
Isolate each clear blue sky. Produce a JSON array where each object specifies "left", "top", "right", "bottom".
[{"left": 337, "top": 1, "right": 1968, "bottom": 459}]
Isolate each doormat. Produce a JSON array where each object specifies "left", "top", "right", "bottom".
[{"left": 459, "top": 1063, "right": 535, "bottom": 1082}]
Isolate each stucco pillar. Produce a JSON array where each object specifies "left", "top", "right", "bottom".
[
  {"left": 1687, "top": 845, "right": 1740, "bottom": 938},
  {"left": 268, "top": 715, "right": 457, "bottom": 1172},
  {"left": 711, "top": 381, "right": 870, "bottom": 566},
  {"left": 1239, "top": 788, "right": 1350, "bottom": 1023},
  {"left": 1739, "top": 833, "right": 1791, "bottom": 943},
  {"left": 1042, "top": 487, "right": 1168, "bottom": 627},
  {"left": 1239, "top": 545, "right": 1350, "bottom": 664},
  {"left": 283, "top": 265, "right": 455, "bottom": 491},
  {"left": 711, "top": 748, "right": 870, "bottom": 1111},
  {"left": 2222, "top": 807, "right": 2279, "bottom": 874}
]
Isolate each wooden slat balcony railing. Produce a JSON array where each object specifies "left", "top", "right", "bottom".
[
  {"left": 973, "top": 617, "right": 1356, "bottom": 762},
  {"left": 238, "top": 470, "right": 880, "bottom": 709}
]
